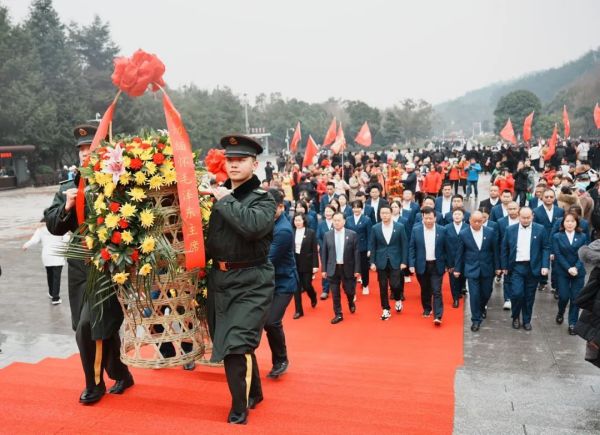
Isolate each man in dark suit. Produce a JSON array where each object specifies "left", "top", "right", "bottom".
[
  {"left": 454, "top": 211, "right": 501, "bottom": 332},
  {"left": 490, "top": 189, "right": 514, "bottom": 222},
  {"left": 533, "top": 188, "right": 564, "bottom": 293},
  {"left": 365, "top": 184, "right": 389, "bottom": 225},
  {"left": 496, "top": 201, "right": 520, "bottom": 309},
  {"left": 400, "top": 189, "right": 420, "bottom": 232},
  {"left": 501, "top": 207, "right": 550, "bottom": 331},
  {"left": 369, "top": 204, "right": 408, "bottom": 320},
  {"left": 434, "top": 183, "right": 454, "bottom": 215},
  {"left": 478, "top": 185, "right": 500, "bottom": 211},
  {"left": 265, "top": 189, "right": 299, "bottom": 378},
  {"left": 413, "top": 196, "right": 444, "bottom": 226},
  {"left": 444, "top": 208, "right": 468, "bottom": 307},
  {"left": 345, "top": 200, "right": 373, "bottom": 295},
  {"left": 321, "top": 212, "right": 361, "bottom": 324},
  {"left": 317, "top": 205, "right": 335, "bottom": 299},
  {"left": 401, "top": 162, "right": 417, "bottom": 193},
  {"left": 319, "top": 182, "right": 338, "bottom": 216},
  {"left": 440, "top": 195, "right": 471, "bottom": 225},
  {"left": 409, "top": 206, "right": 447, "bottom": 325}
]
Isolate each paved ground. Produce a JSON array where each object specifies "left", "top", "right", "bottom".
[{"left": 1, "top": 172, "right": 599, "bottom": 434}]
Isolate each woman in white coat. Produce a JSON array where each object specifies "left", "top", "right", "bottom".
[{"left": 22, "top": 219, "right": 69, "bottom": 304}]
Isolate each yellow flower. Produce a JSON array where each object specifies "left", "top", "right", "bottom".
[
  {"left": 140, "top": 150, "right": 153, "bottom": 161},
  {"left": 119, "top": 172, "right": 132, "bottom": 185},
  {"left": 139, "top": 263, "right": 152, "bottom": 276},
  {"left": 89, "top": 156, "right": 99, "bottom": 165},
  {"left": 123, "top": 156, "right": 131, "bottom": 168},
  {"left": 85, "top": 236, "right": 94, "bottom": 250},
  {"left": 95, "top": 172, "right": 111, "bottom": 186},
  {"left": 139, "top": 209, "right": 155, "bottom": 228},
  {"left": 130, "top": 145, "right": 143, "bottom": 156},
  {"left": 201, "top": 206, "right": 211, "bottom": 222},
  {"left": 112, "top": 272, "right": 129, "bottom": 285},
  {"left": 148, "top": 175, "right": 164, "bottom": 190},
  {"left": 97, "top": 227, "right": 108, "bottom": 242},
  {"left": 104, "top": 213, "right": 120, "bottom": 229},
  {"left": 163, "top": 145, "right": 173, "bottom": 156},
  {"left": 88, "top": 176, "right": 96, "bottom": 185},
  {"left": 145, "top": 162, "right": 157, "bottom": 175},
  {"left": 121, "top": 230, "right": 133, "bottom": 245},
  {"left": 163, "top": 170, "right": 177, "bottom": 185},
  {"left": 94, "top": 194, "right": 106, "bottom": 213},
  {"left": 134, "top": 171, "right": 147, "bottom": 185},
  {"left": 160, "top": 160, "right": 174, "bottom": 173},
  {"left": 104, "top": 182, "right": 115, "bottom": 197},
  {"left": 111, "top": 253, "right": 119, "bottom": 263},
  {"left": 120, "top": 202, "right": 137, "bottom": 218},
  {"left": 93, "top": 259, "right": 102, "bottom": 271},
  {"left": 140, "top": 235, "right": 156, "bottom": 253},
  {"left": 128, "top": 187, "right": 147, "bottom": 202}
]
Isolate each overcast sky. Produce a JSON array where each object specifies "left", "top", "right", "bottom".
[{"left": 4, "top": 0, "right": 600, "bottom": 108}]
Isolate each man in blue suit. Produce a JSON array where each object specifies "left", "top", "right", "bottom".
[
  {"left": 496, "top": 201, "right": 520, "bottom": 310},
  {"left": 365, "top": 184, "right": 389, "bottom": 225},
  {"left": 413, "top": 196, "right": 444, "bottom": 226},
  {"left": 317, "top": 205, "right": 335, "bottom": 299},
  {"left": 370, "top": 204, "right": 408, "bottom": 320},
  {"left": 454, "top": 211, "right": 501, "bottom": 332},
  {"left": 489, "top": 189, "right": 513, "bottom": 222},
  {"left": 435, "top": 183, "right": 454, "bottom": 215},
  {"left": 400, "top": 189, "right": 420, "bottom": 232},
  {"left": 501, "top": 207, "right": 550, "bottom": 331},
  {"left": 409, "top": 206, "right": 447, "bottom": 325},
  {"left": 444, "top": 208, "right": 468, "bottom": 307},
  {"left": 440, "top": 194, "right": 470, "bottom": 225},
  {"left": 265, "top": 189, "right": 299, "bottom": 378},
  {"left": 345, "top": 200, "right": 373, "bottom": 295},
  {"left": 533, "top": 188, "right": 564, "bottom": 293},
  {"left": 319, "top": 182, "right": 338, "bottom": 216}
]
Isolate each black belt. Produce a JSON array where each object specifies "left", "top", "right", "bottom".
[
  {"left": 426, "top": 260, "right": 436, "bottom": 264},
  {"left": 216, "top": 258, "right": 267, "bottom": 272}
]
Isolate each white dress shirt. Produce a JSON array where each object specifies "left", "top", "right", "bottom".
[
  {"left": 453, "top": 222, "right": 463, "bottom": 235},
  {"left": 353, "top": 214, "right": 361, "bottom": 226},
  {"left": 544, "top": 205, "right": 554, "bottom": 223},
  {"left": 489, "top": 197, "right": 499, "bottom": 207},
  {"left": 516, "top": 225, "right": 532, "bottom": 261},
  {"left": 294, "top": 227, "right": 305, "bottom": 254},
  {"left": 508, "top": 217, "right": 519, "bottom": 226},
  {"left": 325, "top": 219, "right": 332, "bottom": 231},
  {"left": 335, "top": 229, "right": 345, "bottom": 264},
  {"left": 471, "top": 228, "right": 483, "bottom": 250},
  {"left": 423, "top": 226, "right": 436, "bottom": 261},
  {"left": 501, "top": 205, "right": 508, "bottom": 217},
  {"left": 441, "top": 197, "right": 452, "bottom": 215},
  {"left": 382, "top": 222, "right": 393, "bottom": 244},
  {"left": 565, "top": 230, "right": 575, "bottom": 245},
  {"left": 371, "top": 198, "right": 380, "bottom": 219}
]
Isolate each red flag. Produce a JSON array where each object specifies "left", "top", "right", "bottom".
[
  {"left": 330, "top": 123, "right": 346, "bottom": 154},
  {"left": 563, "top": 105, "right": 570, "bottom": 138},
  {"left": 354, "top": 121, "right": 372, "bottom": 147},
  {"left": 500, "top": 118, "right": 516, "bottom": 144},
  {"left": 303, "top": 135, "right": 319, "bottom": 167},
  {"left": 290, "top": 122, "right": 301, "bottom": 153},
  {"left": 595, "top": 103, "right": 600, "bottom": 129},
  {"left": 523, "top": 111, "right": 534, "bottom": 143},
  {"left": 546, "top": 124, "right": 558, "bottom": 161},
  {"left": 323, "top": 117, "right": 337, "bottom": 146}
]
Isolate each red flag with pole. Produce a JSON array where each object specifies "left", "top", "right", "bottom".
[
  {"left": 290, "top": 122, "right": 301, "bottom": 153},
  {"left": 331, "top": 123, "right": 346, "bottom": 154},
  {"left": 303, "top": 135, "right": 319, "bottom": 167},
  {"left": 523, "top": 111, "right": 534, "bottom": 143},
  {"left": 595, "top": 103, "right": 600, "bottom": 129},
  {"left": 500, "top": 118, "right": 517, "bottom": 144},
  {"left": 323, "top": 117, "right": 337, "bottom": 146},
  {"left": 563, "top": 105, "right": 570, "bottom": 138},
  {"left": 354, "top": 121, "right": 372, "bottom": 147},
  {"left": 546, "top": 124, "right": 558, "bottom": 161}
]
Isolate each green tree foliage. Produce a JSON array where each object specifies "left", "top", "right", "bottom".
[
  {"left": 494, "top": 90, "right": 542, "bottom": 137},
  {"left": 382, "top": 99, "right": 433, "bottom": 145}
]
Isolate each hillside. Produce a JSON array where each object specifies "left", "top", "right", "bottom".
[{"left": 434, "top": 48, "right": 600, "bottom": 135}]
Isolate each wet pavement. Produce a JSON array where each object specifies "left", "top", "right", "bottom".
[{"left": 0, "top": 173, "right": 599, "bottom": 434}]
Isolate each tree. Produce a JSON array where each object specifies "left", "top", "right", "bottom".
[
  {"left": 494, "top": 90, "right": 542, "bottom": 137},
  {"left": 344, "top": 100, "right": 381, "bottom": 145}
]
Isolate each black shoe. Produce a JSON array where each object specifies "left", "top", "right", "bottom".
[
  {"left": 523, "top": 323, "right": 532, "bottom": 331},
  {"left": 349, "top": 301, "right": 356, "bottom": 313},
  {"left": 512, "top": 318, "right": 521, "bottom": 329},
  {"left": 267, "top": 361, "right": 289, "bottom": 379},
  {"left": 422, "top": 310, "right": 431, "bottom": 317},
  {"left": 293, "top": 312, "right": 303, "bottom": 319},
  {"left": 310, "top": 299, "right": 317, "bottom": 308},
  {"left": 568, "top": 325, "right": 577, "bottom": 335},
  {"left": 227, "top": 409, "right": 248, "bottom": 424},
  {"left": 331, "top": 315, "right": 343, "bottom": 324},
  {"left": 471, "top": 323, "right": 480, "bottom": 332},
  {"left": 452, "top": 300, "right": 459, "bottom": 308},
  {"left": 556, "top": 314, "right": 564, "bottom": 325},
  {"left": 108, "top": 374, "right": 134, "bottom": 394},
  {"left": 79, "top": 383, "right": 106, "bottom": 404},
  {"left": 248, "top": 395, "right": 263, "bottom": 409},
  {"left": 481, "top": 308, "right": 487, "bottom": 319},
  {"left": 183, "top": 361, "right": 196, "bottom": 371}
]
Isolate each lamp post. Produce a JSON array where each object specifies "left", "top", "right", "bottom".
[{"left": 243, "top": 93, "right": 249, "bottom": 134}]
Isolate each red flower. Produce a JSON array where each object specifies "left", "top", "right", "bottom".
[
  {"left": 132, "top": 137, "right": 142, "bottom": 143},
  {"left": 119, "top": 219, "right": 129, "bottom": 229},
  {"left": 198, "top": 270, "right": 206, "bottom": 278},
  {"left": 153, "top": 153, "right": 165, "bottom": 164},
  {"left": 129, "top": 158, "right": 143, "bottom": 170},
  {"left": 157, "top": 143, "right": 166, "bottom": 150},
  {"left": 100, "top": 248, "right": 111, "bottom": 261},
  {"left": 131, "top": 249, "right": 139, "bottom": 262},
  {"left": 93, "top": 161, "right": 101, "bottom": 171},
  {"left": 111, "top": 50, "right": 166, "bottom": 97},
  {"left": 111, "top": 231, "right": 122, "bottom": 244},
  {"left": 109, "top": 202, "right": 121, "bottom": 213},
  {"left": 204, "top": 148, "right": 228, "bottom": 183},
  {"left": 97, "top": 216, "right": 105, "bottom": 225},
  {"left": 140, "top": 142, "right": 151, "bottom": 150}
]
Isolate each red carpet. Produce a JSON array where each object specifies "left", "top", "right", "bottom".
[{"left": 0, "top": 273, "right": 463, "bottom": 434}]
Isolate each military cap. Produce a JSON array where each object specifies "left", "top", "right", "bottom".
[
  {"left": 73, "top": 124, "right": 98, "bottom": 148},
  {"left": 220, "top": 134, "right": 263, "bottom": 157}
]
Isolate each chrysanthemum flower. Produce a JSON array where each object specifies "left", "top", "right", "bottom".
[{"left": 139, "top": 209, "right": 155, "bottom": 228}]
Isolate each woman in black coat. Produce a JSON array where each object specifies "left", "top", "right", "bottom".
[
  {"left": 292, "top": 213, "right": 319, "bottom": 319},
  {"left": 575, "top": 239, "right": 600, "bottom": 368}
]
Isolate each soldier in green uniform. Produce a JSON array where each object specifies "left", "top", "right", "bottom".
[
  {"left": 206, "top": 134, "right": 276, "bottom": 425},
  {"left": 44, "top": 125, "right": 134, "bottom": 404}
]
